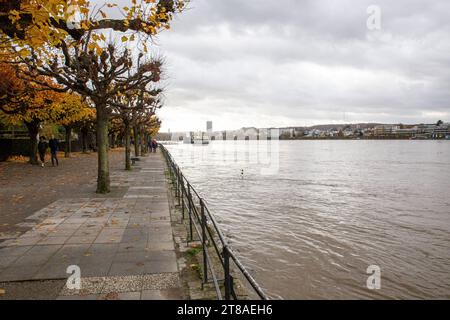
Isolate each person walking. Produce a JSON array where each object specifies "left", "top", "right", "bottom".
[
  {"left": 48, "top": 135, "right": 60, "bottom": 166},
  {"left": 147, "top": 139, "right": 152, "bottom": 153},
  {"left": 151, "top": 138, "right": 158, "bottom": 153},
  {"left": 37, "top": 136, "right": 48, "bottom": 167}
]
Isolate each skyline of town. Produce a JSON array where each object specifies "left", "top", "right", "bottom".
[
  {"left": 162, "top": 119, "right": 449, "bottom": 132},
  {"left": 159, "top": 120, "right": 450, "bottom": 140}
]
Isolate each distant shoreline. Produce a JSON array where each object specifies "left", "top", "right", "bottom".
[
  {"left": 160, "top": 137, "right": 449, "bottom": 143},
  {"left": 278, "top": 137, "right": 449, "bottom": 141}
]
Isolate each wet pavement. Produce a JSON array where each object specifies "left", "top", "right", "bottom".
[{"left": 0, "top": 151, "right": 183, "bottom": 300}]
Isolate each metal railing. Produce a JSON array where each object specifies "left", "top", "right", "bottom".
[{"left": 160, "top": 144, "right": 268, "bottom": 300}]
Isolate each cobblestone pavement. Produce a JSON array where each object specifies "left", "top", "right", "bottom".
[{"left": 0, "top": 151, "right": 183, "bottom": 300}]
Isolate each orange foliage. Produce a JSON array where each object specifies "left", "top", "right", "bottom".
[
  {"left": 0, "top": 59, "right": 91, "bottom": 126},
  {"left": 1, "top": 0, "right": 187, "bottom": 56}
]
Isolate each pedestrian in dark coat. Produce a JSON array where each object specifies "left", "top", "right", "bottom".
[
  {"left": 48, "top": 135, "right": 60, "bottom": 166},
  {"left": 37, "top": 136, "right": 48, "bottom": 167},
  {"left": 151, "top": 139, "right": 158, "bottom": 153}
]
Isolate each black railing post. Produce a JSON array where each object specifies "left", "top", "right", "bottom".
[
  {"left": 188, "top": 184, "right": 193, "bottom": 241},
  {"left": 177, "top": 167, "right": 181, "bottom": 206},
  {"left": 175, "top": 166, "right": 179, "bottom": 199},
  {"left": 224, "top": 246, "right": 232, "bottom": 300},
  {"left": 169, "top": 158, "right": 174, "bottom": 191},
  {"left": 180, "top": 173, "right": 185, "bottom": 220},
  {"left": 201, "top": 198, "right": 208, "bottom": 284}
]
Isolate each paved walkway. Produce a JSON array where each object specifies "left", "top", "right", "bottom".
[{"left": 0, "top": 151, "right": 183, "bottom": 300}]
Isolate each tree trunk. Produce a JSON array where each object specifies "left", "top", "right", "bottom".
[
  {"left": 82, "top": 132, "right": 86, "bottom": 153},
  {"left": 81, "top": 128, "right": 88, "bottom": 153},
  {"left": 140, "top": 128, "right": 147, "bottom": 155},
  {"left": 133, "top": 125, "right": 140, "bottom": 157},
  {"left": 124, "top": 120, "right": 131, "bottom": 170},
  {"left": 64, "top": 126, "right": 72, "bottom": 158},
  {"left": 96, "top": 106, "right": 110, "bottom": 194},
  {"left": 111, "top": 134, "right": 116, "bottom": 149},
  {"left": 143, "top": 133, "right": 147, "bottom": 154},
  {"left": 25, "top": 120, "right": 39, "bottom": 165}
]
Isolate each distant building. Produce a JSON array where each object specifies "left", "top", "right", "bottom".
[
  {"left": 374, "top": 125, "right": 399, "bottom": 138},
  {"left": 279, "top": 128, "right": 295, "bottom": 139},
  {"left": 206, "top": 121, "right": 213, "bottom": 134},
  {"left": 393, "top": 127, "right": 417, "bottom": 138},
  {"left": 432, "top": 123, "right": 450, "bottom": 139},
  {"left": 241, "top": 127, "right": 259, "bottom": 140},
  {"left": 343, "top": 128, "right": 355, "bottom": 137},
  {"left": 417, "top": 124, "right": 436, "bottom": 137},
  {"left": 416, "top": 123, "right": 450, "bottom": 139}
]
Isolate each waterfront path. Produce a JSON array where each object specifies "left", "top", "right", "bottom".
[{"left": 0, "top": 151, "right": 183, "bottom": 300}]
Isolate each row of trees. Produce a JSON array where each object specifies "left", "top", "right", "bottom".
[
  {"left": 0, "top": 0, "right": 187, "bottom": 193},
  {"left": 0, "top": 48, "right": 163, "bottom": 185},
  {"left": 0, "top": 62, "right": 95, "bottom": 163}
]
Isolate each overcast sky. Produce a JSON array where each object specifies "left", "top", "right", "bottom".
[{"left": 146, "top": 0, "right": 450, "bottom": 131}]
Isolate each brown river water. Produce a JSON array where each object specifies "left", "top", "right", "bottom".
[{"left": 165, "top": 140, "right": 450, "bottom": 299}]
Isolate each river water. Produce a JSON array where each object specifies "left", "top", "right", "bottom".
[{"left": 165, "top": 140, "right": 450, "bottom": 299}]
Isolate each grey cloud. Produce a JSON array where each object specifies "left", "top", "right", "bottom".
[{"left": 151, "top": 0, "right": 450, "bottom": 130}]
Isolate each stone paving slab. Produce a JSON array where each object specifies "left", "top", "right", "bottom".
[{"left": 0, "top": 152, "right": 184, "bottom": 300}]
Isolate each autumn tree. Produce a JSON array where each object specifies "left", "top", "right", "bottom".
[
  {"left": 16, "top": 42, "right": 162, "bottom": 192},
  {"left": 134, "top": 97, "right": 162, "bottom": 156},
  {"left": 111, "top": 88, "right": 162, "bottom": 170},
  {"left": 0, "top": 60, "right": 26, "bottom": 107},
  {"left": 54, "top": 92, "right": 94, "bottom": 157},
  {"left": 111, "top": 93, "right": 134, "bottom": 171},
  {"left": 1, "top": 0, "right": 186, "bottom": 193},
  {"left": 0, "top": 63, "right": 65, "bottom": 164},
  {"left": 77, "top": 110, "right": 96, "bottom": 153},
  {"left": 110, "top": 95, "right": 133, "bottom": 170},
  {"left": 0, "top": 0, "right": 187, "bottom": 50},
  {"left": 108, "top": 117, "right": 123, "bottom": 150},
  {"left": 143, "top": 114, "right": 162, "bottom": 143},
  {"left": 140, "top": 114, "right": 161, "bottom": 152}
]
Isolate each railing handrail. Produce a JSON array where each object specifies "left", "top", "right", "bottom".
[{"left": 160, "top": 144, "right": 268, "bottom": 300}]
